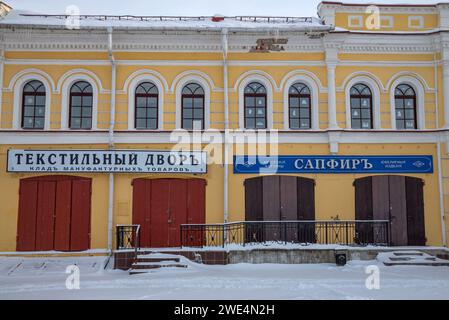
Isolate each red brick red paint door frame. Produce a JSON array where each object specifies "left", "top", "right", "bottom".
[
  {"left": 16, "top": 175, "right": 92, "bottom": 252},
  {"left": 132, "top": 178, "right": 206, "bottom": 248}
]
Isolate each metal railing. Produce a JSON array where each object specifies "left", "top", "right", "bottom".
[
  {"left": 181, "top": 220, "right": 390, "bottom": 248},
  {"left": 116, "top": 225, "right": 140, "bottom": 254}
]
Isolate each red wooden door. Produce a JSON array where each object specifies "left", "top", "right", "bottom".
[
  {"left": 16, "top": 176, "right": 91, "bottom": 252},
  {"left": 186, "top": 179, "right": 206, "bottom": 246},
  {"left": 132, "top": 178, "right": 206, "bottom": 248}
]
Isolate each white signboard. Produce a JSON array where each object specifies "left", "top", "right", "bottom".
[{"left": 7, "top": 150, "right": 207, "bottom": 174}]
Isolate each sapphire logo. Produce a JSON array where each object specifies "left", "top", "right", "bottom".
[{"left": 413, "top": 161, "right": 425, "bottom": 168}]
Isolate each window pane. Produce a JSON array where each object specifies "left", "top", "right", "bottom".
[
  {"left": 256, "top": 119, "right": 266, "bottom": 128},
  {"left": 81, "top": 118, "right": 92, "bottom": 129},
  {"left": 396, "top": 120, "right": 405, "bottom": 129},
  {"left": 193, "top": 98, "right": 203, "bottom": 108},
  {"left": 361, "top": 109, "right": 371, "bottom": 119},
  {"left": 24, "top": 96, "right": 34, "bottom": 106},
  {"left": 136, "top": 108, "right": 146, "bottom": 118},
  {"left": 23, "top": 117, "right": 34, "bottom": 128},
  {"left": 71, "top": 96, "right": 82, "bottom": 107},
  {"left": 245, "top": 97, "right": 255, "bottom": 107},
  {"left": 290, "top": 119, "right": 300, "bottom": 129},
  {"left": 183, "top": 119, "right": 193, "bottom": 130},
  {"left": 136, "top": 97, "right": 146, "bottom": 108},
  {"left": 136, "top": 119, "right": 146, "bottom": 129},
  {"left": 183, "top": 108, "right": 193, "bottom": 118},
  {"left": 36, "top": 106, "right": 45, "bottom": 117},
  {"left": 183, "top": 98, "right": 192, "bottom": 108},
  {"left": 290, "top": 108, "right": 299, "bottom": 118},
  {"left": 396, "top": 110, "right": 404, "bottom": 119},
  {"left": 71, "top": 107, "right": 81, "bottom": 117},
  {"left": 34, "top": 118, "right": 44, "bottom": 129},
  {"left": 289, "top": 98, "right": 299, "bottom": 108},
  {"left": 256, "top": 108, "right": 265, "bottom": 116},
  {"left": 82, "top": 107, "right": 92, "bottom": 117},
  {"left": 256, "top": 97, "right": 265, "bottom": 106},
  {"left": 83, "top": 96, "right": 93, "bottom": 107},
  {"left": 35, "top": 96, "right": 45, "bottom": 106},
  {"left": 405, "top": 109, "right": 415, "bottom": 119},
  {"left": 147, "top": 119, "right": 157, "bottom": 129},
  {"left": 300, "top": 119, "right": 310, "bottom": 129},
  {"left": 300, "top": 98, "right": 309, "bottom": 106},
  {"left": 148, "top": 97, "right": 157, "bottom": 108},
  {"left": 352, "top": 109, "right": 360, "bottom": 118},
  {"left": 148, "top": 108, "right": 157, "bottom": 119},
  {"left": 71, "top": 118, "right": 81, "bottom": 128},
  {"left": 194, "top": 109, "right": 203, "bottom": 119},
  {"left": 405, "top": 120, "right": 416, "bottom": 129},
  {"left": 192, "top": 120, "right": 203, "bottom": 130},
  {"left": 24, "top": 107, "right": 34, "bottom": 116},
  {"left": 300, "top": 108, "right": 310, "bottom": 118},
  {"left": 395, "top": 99, "right": 404, "bottom": 109},
  {"left": 245, "top": 108, "right": 255, "bottom": 117},
  {"left": 352, "top": 119, "right": 361, "bottom": 129},
  {"left": 361, "top": 120, "right": 371, "bottom": 129},
  {"left": 405, "top": 99, "right": 414, "bottom": 109},
  {"left": 350, "top": 98, "right": 360, "bottom": 109},
  {"left": 361, "top": 99, "right": 370, "bottom": 108},
  {"left": 246, "top": 118, "right": 255, "bottom": 129}
]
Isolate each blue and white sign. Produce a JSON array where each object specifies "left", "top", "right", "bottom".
[{"left": 233, "top": 155, "right": 433, "bottom": 174}]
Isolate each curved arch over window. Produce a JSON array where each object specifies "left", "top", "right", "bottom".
[
  {"left": 69, "top": 81, "right": 93, "bottom": 129},
  {"left": 135, "top": 82, "right": 159, "bottom": 129},
  {"left": 288, "top": 82, "right": 311, "bottom": 129},
  {"left": 395, "top": 84, "right": 417, "bottom": 130},
  {"left": 181, "top": 83, "right": 204, "bottom": 130},
  {"left": 350, "top": 83, "right": 373, "bottom": 129},
  {"left": 244, "top": 82, "right": 267, "bottom": 129},
  {"left": 21, "top": 80, "right": 46, "bottom": 129}
]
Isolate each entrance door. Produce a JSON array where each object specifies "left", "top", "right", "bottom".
[
  {"left": 244, "top": 176, "right": 315, "bottom": 243},
  {"left": 354, "top": 175, "right": 426, "bottom": 246},
  {"left": 17, "top": 176, "right": 91, "bottom": 252},
  {"left": 132, "top": 178, "right": 206, "bottom": 248}
]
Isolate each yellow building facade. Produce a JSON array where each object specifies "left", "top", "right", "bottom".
[{"left": 0, "top": 1, "right": 448, "bottom": 253}]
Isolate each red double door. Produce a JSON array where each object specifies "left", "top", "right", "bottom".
[
  {"left": 17, "top": 176, "right": 91, "bottom": 252},
  {"left": 132, "top": 178, "right": 206, "bottom": 248}
]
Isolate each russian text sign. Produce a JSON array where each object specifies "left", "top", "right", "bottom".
[
  {"left": 7, "top": 150, "right": 207, "bottom": 174},
  {"left": 233, "top": 155, "right": 433, "bottom": 174}
]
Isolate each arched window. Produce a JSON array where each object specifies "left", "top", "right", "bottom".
[
  {"left": 135, "top": 82, "right": 158, "bottom": 129},
  {"left": 395, "top": 84, "right": 417, "bottom": 130},
  {"left": 182, "top": 83, "right": 204, "bottom": 130},
  {"left": 244, "top": 82, "right": 267, "bottom": 129},
  {"left": 22, "top": 80, "right": 46, "bottom": 129},
  {"left": 288, "top": 82, "right": 311, "bottom": 129},
  {"left": 350, "top": 83, "right": 373, "bottom": 129},
  {"left": 69, "top": 81, "right": 93, "bottom": 129}
]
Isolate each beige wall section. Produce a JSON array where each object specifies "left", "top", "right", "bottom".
[
  {"left": 229, "top": 143, "right": 442, "bottom": 246},
  {"left": 0, "top": 144, "right": 110, "bottom": 252}
]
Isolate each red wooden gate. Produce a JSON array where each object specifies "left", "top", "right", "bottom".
[
  {"left": 132, "top": 178, "right": 206, "bottom": 248},
  {"left": 17, "top": 176, "right": 91, "bottom": 252}
]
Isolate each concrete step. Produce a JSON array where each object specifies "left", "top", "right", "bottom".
[
  {"left": 128, "top": 253, "right": 188, "bottom": 274},
  {"left": 131, "top": 261, "right": 187, "bottom": 269},
  {"left": 136, "top": 257, "right": 180, "bottom": 263},
  {"left": 378, "top": 250, "right": 449, "bottom": 267}
]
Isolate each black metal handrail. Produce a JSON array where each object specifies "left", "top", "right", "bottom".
[
  {"left": 116, "top": 225, "right": 140, "bottom": 256},
  {"left": 181, "top": 220, "right": 390, "bottom": 248}
]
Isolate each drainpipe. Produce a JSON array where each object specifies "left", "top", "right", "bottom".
[
  {"left": 222, "top": 28, "right": 229, "bottom": 225},
  {"left": 435, "top": 52, "right": 447, "bottom": 247},
  {"left": 0, "top": 49, "right": 3, "bottom": 127},
  {"left": 107, "top": 27, "right": 116, "bottom": 255}
]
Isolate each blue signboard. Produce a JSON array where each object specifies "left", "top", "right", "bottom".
[{"left": 233, "top": 155, "right": 433, "bottom": 174}]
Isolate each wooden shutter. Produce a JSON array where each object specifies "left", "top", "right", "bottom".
[
  {"left": 389, "top": 176, "right": 408, "bottom": 246},
  {"left": 17, "top": 180, "right": 39, "bottom": 251},
  {"left": 405, "top": 177, "right": 426, "bottom": 246},
  {"left": 70, "top": 179, "right": 91, "bottom": 251}
]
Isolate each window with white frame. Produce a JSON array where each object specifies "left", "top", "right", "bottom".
[
  {"left": 350, "top": 83, "right": 373, "bottom": 129},
  {"left": 244, "top": 82, "right": 267, "bottom": 129},
  {"left": 395, "top": 84, "right": 417, "bottom": 130},
  {"left": 135, "top": 82, "right": 158, "bottom": 130},
  {"left": 181, "top": 83, "right": 205, "bottom": 130},
  {"left": 69, "top": 81, "right": 93, "bottom": 129},
  {"left": 288, "top": 82, "right": 311, "bottom": 129},
  {"left": 21, "top": 80, "right": 46, "bottom": 129}
]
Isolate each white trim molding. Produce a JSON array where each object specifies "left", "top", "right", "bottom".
[
  {"left": 237, "top": 73, "right": 274, "bottom": 130},
  {"left": 125, "top": 72, "right": 165, "bottom": 130},
  {"left": 60, "top": 73, "right": 99, "bottom": 130},
  {"left": 281, "top": 71, "right": 320, "bottom": 130},
  {"left": 344, "top": 74, "right": 382, "bottom": 130},
  {"left": 389, "top": 75, "right": 426, "bottom": 130},
  {"left": 171, "top": 70, "right": 219, "bottom": 93},
  {"left": 56, "top": 69, "right": 108, "bottom": 94},
  {"left": 348, "top": 15, "right": 363, "bottom": 28},
  {"left": 12, "top": 72, "right": 52, "bottom": 130},
  {"left": 174, "top": 73, "right": 211, "bottom": 129},
  {"left": 233, "top": 70, "right": 279, "bottom": 93},
  {"left": 409, "top": 15, "right": 424, "bottom": 29}
]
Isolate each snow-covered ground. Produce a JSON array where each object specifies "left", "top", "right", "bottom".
[{"left": 0, "top": 256, "right": 449, "bottom": 300}]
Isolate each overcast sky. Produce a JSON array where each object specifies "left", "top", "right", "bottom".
[{"left": 4, "top": 0, "right": 442, "bottom": 16}]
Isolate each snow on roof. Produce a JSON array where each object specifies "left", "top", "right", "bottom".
[{"left": 0, "top": 9, "right": 333, "bottom": 32}]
